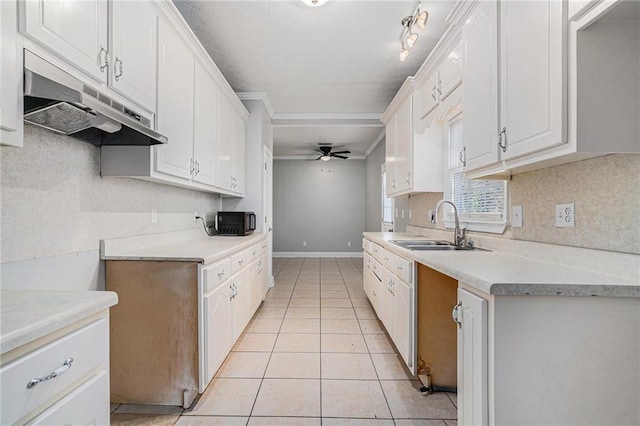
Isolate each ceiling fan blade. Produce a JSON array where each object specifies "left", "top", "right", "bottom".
[
  {"left": 331, "top": 150, "right": 351, "bottom": 155},
  {"left": 332, "top": 155, "right": 349, "bottom": 159}
]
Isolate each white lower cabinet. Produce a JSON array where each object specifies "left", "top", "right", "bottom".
[
  {"left": 0, "top": 315, "right": 110, "bottom": 425},
  {"left": 202, "top": 279, "right": 233, "bottom": 386},
  {"left": 392, "top": 278, "right": 413, "bottom": 369},
  {"left": 455, "top": 288, "right": 488, "bottom": 426}
]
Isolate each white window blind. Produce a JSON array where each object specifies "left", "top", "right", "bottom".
[{"left": 446, "top": 116, "right": 506, "bottom": 227}]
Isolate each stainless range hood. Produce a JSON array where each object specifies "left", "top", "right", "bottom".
[{"left": 23, "top": 51, "right": 167, "bottom": 145}]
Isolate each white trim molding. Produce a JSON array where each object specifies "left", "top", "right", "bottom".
[
  {"left": 274, "top": 252, "right": 364, "bottom": 258},
  {"left": 272, "top": 112, "right": 383, "bottom": 128},
  {"left": 365, "top": 129, "right": 386, "bottom": 157},
  {"left": 236, "top": 92, "right": 275, "bottom": 118}
]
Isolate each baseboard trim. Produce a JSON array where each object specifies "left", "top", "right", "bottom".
[{"left": 274, "top": 252, "right": 363, "bottom": 258}]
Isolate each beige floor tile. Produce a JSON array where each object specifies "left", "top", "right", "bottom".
[
  {"left": 114, "top": 405, "right": 183, "bottom": 414},
  {"left": 280, "top": 318, "right": 320, "bottom": 333},
  {"left": 321, "top": 380, "right": 391, "bottom": 419},
  {"left": 351, "top": 298, "right": 373, "bottom": 308},
  {"left": 176, "top": 416, "right": 249, "bottom": 425},
  {"left": 444, "top": 420, "right": 458, "bottom": 426},
  {"left": 321, "top": 353, "right": 377, "bottom": 379},
  {"left": 215, "top": 351, "right": 271, "bottom": 378},
  {"left": 320, "top": 299, "right": 352, "bottom": 308},
  {"left": 447, "top": 392, "right": 457, "bottom": 408},
  {"left": 295, "top": 284, "right": 320, "bottom": 290},
  {"left": 254, "top": 307, "right": 287, "bottom": 319},
  {"left": 292, "top": 290, "right": 320, "bottom": 299},
  {"left": 358, "top": 319, "right": 385, "bottom": 334},
  {"left": 261, "top": 299, "right": 290, "bottom": 308},
  {"left": 321, "top": 291, "right": 350, "bottom": 299},
  {"left": 110, "top": 404, "right": 120, "bottom": 413},
  {"left": 249, "top": 417, "right": 321, "bottom": 426},
  {"left": 321, "top": 307, "right": 357, "bottom": 319},
  {"left": 233, "top": 333, "right": 278, "bottom": 352},
  {"left": 286, "top": 307, "right": 321, "bottom": 319},
  {"left": 245, "top": 318, "right": 283, "bottom": 333},
  {"left": 289, "top": 298, "right": 321, "bottom": 308},
  {"left": 321, "top": 334, "right": 368, "bottom": 353},
  {"left": 394, "top": 421, "right": 447, "bottom": 426},
  {"left": 320, "top": 284, "right": 346, "bottom": 291},
  {"left": 274, "top": 333, "right": 320, "bottom": 352},
  {"left": 347, "top": 290, "right": 368, "bottom": 299},
  {"left": 265, "top": 352, "right": 320, "bottom": 378},
  {"left": 364, "top": 334, "right": 396, "bottom": 354},
  {"left": 267, "top": 291, "right": 293, "bottom": 299},
  {"left": 322, "top": 419, "right": 394, "bottom": 426},
  {"left": 111, "top": 413, "right": 180, "bottom": 425},
  {"left": 380, "top": 380, "right": 457, "bottom": 419},
  {"left": 252, "top": 379, "right": 321, "bottom": 417},
  {"left": 186, "top": 378, "right": 261, "bottom": 416},
  {"left": 321, "top": 319, "right": 361, "bottom": 334},
  {"left": 354, "top": 307, "right": 377, "bottom": 320},
  {"left": 370, "top": 353, "right": 414, "bottom": 380}
]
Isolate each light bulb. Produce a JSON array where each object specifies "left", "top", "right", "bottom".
[
  {"left": 321, "top": 155, "right": 331, "bottom": 161},
  {"left": 406, "top": 32, "right": 418, "bottom": 48},
  {"left": 300, "top": 0, "right": 328, "bottom": 7},
  {"left": 399, "top": 49, "right": 410, "bottom": 61},
  {"left": 416, "top": 11, "right": 428, "bottom": 28}
]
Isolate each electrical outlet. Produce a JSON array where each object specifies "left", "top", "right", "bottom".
[
  {"left": 347, "top": 241, "right": 352, "bottom": 247},
  {"left": 555, "top": 203, "right": 575, "bottom": 227},
  {"left": 193, "top": 210, "right": 198, "bottom": 221},
  {"left": 428, "top": 210, "right": 434, "bottom": 222},
  {"left": 395, "top": 208, "right": 398, "bottom": 218},
  {"left": 401, "top": 210, "right": 405, "bottom": 219},
  {"left": 303, "top": 240, "right": 307, "bottom": 247},
  {"left": 512, "top": 205, "right": 523, "bottom": 228},
  {"left": 409, "top": 210, "right": 412, "bottom": 219},
  {"left": 151, "top": 209, "right": 157, "bottom": 223}
]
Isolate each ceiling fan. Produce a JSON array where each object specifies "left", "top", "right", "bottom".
[{"left": 314, "top": 145, "right": 351, "bottom": 161}]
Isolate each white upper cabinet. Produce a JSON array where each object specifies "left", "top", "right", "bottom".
[
  {"left": 232, "top": 112, "right": 246, "bottom": 194},
  {"left": 1, "top": 0, "right": 23, "bottom": 147},
  {"left": 394, "top": 96, "right": 412, "bottom": 193},
  {"left": 461, "top": 0, "right": 500, "bottom": 172},
  {"left": 438, "top": 39, "right": 464, "bottom": 102},
  {"left": 193, "top": 61, "right": 218, "bottom": 187},
  {"left": 499, "top": 0, "right": 566, "bottom": 160},
  {"left": 384, "top": 114, "right": 397, "bottom": 195},
  {"left": 22, "top": 0, "right": 109, "bottom": 83},
  {"left": 154, "top": 18, "right": 195, "bottom": 180},
  {"left": 216, "top": 93, "right": 235, "bottom": 192},
  {"left": 110, "top": 0, "right": 158, "bottom": 111}
]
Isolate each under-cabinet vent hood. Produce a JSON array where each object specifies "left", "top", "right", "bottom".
[{"left": 23, "top": 51, "right": 167, "bottom": 146}]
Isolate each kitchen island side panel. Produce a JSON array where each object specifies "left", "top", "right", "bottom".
[{"left": 106, "top": 260, "right": 199, "bottom": 406}]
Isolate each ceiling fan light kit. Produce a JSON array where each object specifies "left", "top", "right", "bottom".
[
  {"left": 399, "top": 2, "right": 429, "bottom": 61},
  {"left": 314, "top": 145, "right": 351, "bottom": 161}
]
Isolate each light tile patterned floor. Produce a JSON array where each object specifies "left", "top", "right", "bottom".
[{"left": 111, "top": 257, "right": 458, "bottom": 426}]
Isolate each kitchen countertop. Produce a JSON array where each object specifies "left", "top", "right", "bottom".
[
  {"left": 1, "top": 290, "right": 118, "bottom": 355},
  {"left": 364, "top": 232, "right": 639, "bottom": 298},
  {"left": 101, "top": 231, "right": 267, "bottom": 264}
]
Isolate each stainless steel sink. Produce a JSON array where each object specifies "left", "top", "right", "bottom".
[{"left": 389, "top": 240, "right": 489, "bottom": 251}]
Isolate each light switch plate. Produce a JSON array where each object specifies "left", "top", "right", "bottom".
[
  {"left": 555, "top": 203, "right": 575, "bottom": 227},
  {"left": 512, "top": 205, "right": 523, "bottom": 228}
]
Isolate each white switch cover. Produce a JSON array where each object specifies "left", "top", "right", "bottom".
[
  {"left": 401, "top": 210, "right": 405, "bottom": 219},
  {"left": 303, "top": 241, "right": 307, "bottom": 247},
  {"left": 512, "top": 205, "right": 523, "bottom": 228},
  {"left": 555, "top": 203, "right": 575, "bottom": 227},
  {"left": 347, "top": 241, "right": 352, "bottom": 247},
  {"left": 151, "top": 209, "right": 157, "bottom": 223},
  {"left": 409, "top": 210, "right": 412, "bottom": 219}
]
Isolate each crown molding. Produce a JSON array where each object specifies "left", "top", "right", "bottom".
[
  {"left": 272, "top": 112, "right": 383, "bottom": 127},
  {"left": 236, "top": 92, "right": 275, "bottom": 118},
  {"left": 365, "top": 129, "right": 386, "bottom": 157}
]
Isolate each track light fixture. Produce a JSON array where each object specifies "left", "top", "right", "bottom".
[{"left": 399, "top": 2, "right": 429, "bottom": 61}]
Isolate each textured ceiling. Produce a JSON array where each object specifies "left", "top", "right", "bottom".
[{"left": 174, "top": 0, "right": 454, "bottom": 156}]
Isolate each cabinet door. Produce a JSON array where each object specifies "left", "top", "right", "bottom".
[
  {"left": 384, "top": 116, "right": 397, "bottom": 195},
  {"left": 216, "top": 94, "right": 234, "bottom": 191},
  {"left": 1, "top": 0, "right": 23, "bottom": 147},
  {"left": 457, "top": 288, "right": 488, "bottom": 426},
  {"left": 462, "top": 0, "right": 500, "bottom": 171},
  {"left": 392, "top": 278, "right": 413, "bottom": 370},
  {"left": 420, "top": 72, "right": 440, "bottom": 119},
  {"left": 231, "top": 270, "right": 250, "bottom": 341},
  {"left": 258, "top": 254, "right": 268, "bottom": 304},
  {"left": 154, "top": 19, "right": 194, "bottom": 180},
  {"left": 394, "top": 96, "right": 412, "bottom": 192},
  {"left": 193, "top": 62, "right": 218, "bottom": 187},
  {"left": 499, "top": 0, "right": 566, "bottom": 160},
  {"left": 232, "top": 112, "right": 246, "bottom": 194},
  {"left": 23, "top": 0, "right": 108, "bottom": 83},
  {"left": 380, "top": 268, "right": 395, "bottom": 334},
  {"left": 110, "top": 0, "right": 157, "bottom": 111},
  {"left": 204, "top": 282, "right": 233, "bottom": 385},
  {"left": 439, "top": 39, "right": 464, "bottom": 101}
]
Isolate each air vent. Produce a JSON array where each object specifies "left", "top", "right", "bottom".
[
  {"left": 83, "top": 85, "right": 98, "bottom": 99},
  {"left": 97, "top": 93, "right": 110, "bottom": 105}
]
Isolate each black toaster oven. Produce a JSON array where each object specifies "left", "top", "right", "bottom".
[{"left": 216, "top": 211, "right": 256, "bottom": 236}]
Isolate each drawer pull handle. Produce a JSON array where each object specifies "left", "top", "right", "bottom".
[
  {"left": 27, "top": 358, "right": 74, "bottom": 389},
  {"left": 395, "top": 265, "right": 403, "bottom": 270},
  {"left": 218, "top": 270, "right": 226, "bottom": 279}
]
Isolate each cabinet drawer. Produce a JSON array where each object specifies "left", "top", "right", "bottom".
[
  {"left": 362, "top": 238, "right": 372, "bottom": 254},
  {"left": 231, "top": 249, "right": 249, "bottom": 273},
  {"left": 388, "top": 252, "right": 413, "bottom": 284},
  {"left": 247, "top": 243, "right": 261, "bottom": 262},
  {"left": 203, "top": 257, "right": 232, "bottom": 293},
  {"left": 1, "top": 318, "right": 108, "bottom": 425},
  {"left": 259, "top": 241, "right": 267, "bottom": 255},
  {"left": 370, "top": 243, "right": 383, "bottom": 262},
  {"left": 370, "top": 257, "right": 383, "bottom": 280},
  {"left": 379, "top": 247, "right": 393, "bottom": 270}
]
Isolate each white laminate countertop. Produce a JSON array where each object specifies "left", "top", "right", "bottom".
[
  {"left": 101, "top": 231, "right": 267, "bottom": 264},
  {"left": 364, "top": 232, "right": 640, "bottom": 298},
  {"left": 1, "top": 291, "right": 118, "bottom": 355}
]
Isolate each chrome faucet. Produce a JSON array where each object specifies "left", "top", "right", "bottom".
[{"left": 431, "top": 200, "right": 467, "bottom": 247}]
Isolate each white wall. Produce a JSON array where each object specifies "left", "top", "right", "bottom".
[
  {"left": 273, "top": 159, "right": 365, "bottom": 254},
  {"left": 365, "top": 139, "right": 384, "bottom": 232},
  {"left": 1, "top": 126, "right": 221, "bottom": 290}
]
